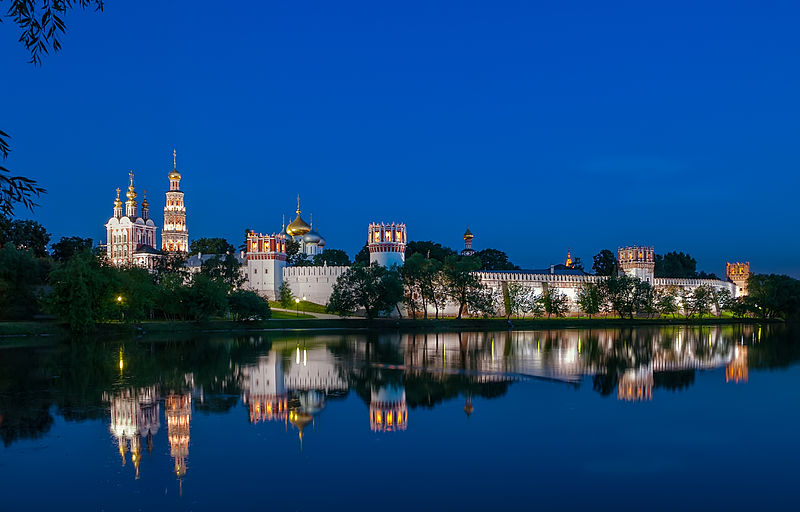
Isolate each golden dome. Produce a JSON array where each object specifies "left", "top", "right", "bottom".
[
  {"left": 126, "top": 186, "right": 136, "bottom": 201},
  {"left": 114, "top": 188, "right": 123, "bottom": 208},
  {"left": 286, "top": 196, "right": 310, "bottom": 236},
  {"left": 169, "top": 169, "right": 181, "bottom": 180},
  {"left": 464, "top": 227, "right": 474, "bottom": 240}
]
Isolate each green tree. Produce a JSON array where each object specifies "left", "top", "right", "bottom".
[
  {"left": 571, "top": 257, "right": 584, "bottom": 272},
  {"left": 152, "top": 252, "right": 189, "bottom": 285},
  {"left": 311, "top": 249, "right": 351, "bottom": 266},
  {"left": 576, "top": 283, "right": 602, "bottom": 318},
  {"left": 0, "top": 244, "right": 49, "bottom": 319},
  {"left": 228, "top": 290, "right": 271, "bottom": 321},
  {"left": 503, "top": 282, "right": 529, "bottom": 318},
  {"left": 746, "top": 273, "right": 800, "bottom": 320},
  {"left": 50, "top": 236, "right": 93, "bottom": 262},
  {"left": 326, "top": 263, "right": 404, "bottom": 318},
  {"left": 685, "top": 285, "right": 714, "bottom": 318},
  {"left": 115, "top": 266, "right": 157, "bottom": 323},
  {"left": 443, "top": 255, "right": 484, "bottom": 319},
  {"left": 599, "top": 273, "right": 638, "bottom": 319},
  {"left": 654, "top": 251, "right": 697, "bottom": 278},
  {"left": 1, "top": 1, "right": 103, "bottom": 219},
  {"left": 184, "top": 274, "right": 229, "bottom": 321},
  {"left": 474, "top": 248, "right": 519, "bottom": 271},
  {"left": 541, "top": 286, "right": 569, "bottom": 318},
  {"left": 0, "top": 219, "right": 50, "bottom": 257},
  {"left": 189, "top": 237, "right": 235, "bottom": 256},
  {"left": 354, "top": 243, "right": 370, "bottom": 265},
  {"left": 279, "top": 280, "right": 294, "bottom": 308},
  {"left": 46, "top": 249, "right": 116, "bottom": 333},
  {"left": 289, "top": 251, "right": 312, "bottom": 267},
  {"left": 656, "top": 288, "right": 680, "bottom": 318},
  {"left": 405, "top": 241, "right": 457, "bottom": 263},
  {"left": 401, "top": 253, "right": 426, "bottom": 319},
  {"left": 592, "top": 249, "right": 617, "bottom": 276},
  {"left": 200, "top": 253, "right": 244, "bottom": 289}
]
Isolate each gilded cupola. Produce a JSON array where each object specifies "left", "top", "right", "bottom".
[{"left": 286, "top": 195, "right": 311, "bottom": 237}]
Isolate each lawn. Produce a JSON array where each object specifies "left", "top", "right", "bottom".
[{"left": 269, "top": 300, "right": 328, "bottom": 314}]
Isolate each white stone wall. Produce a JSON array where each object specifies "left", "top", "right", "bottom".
[
  {"left": 246, "top": 257, "right": 287, "bottom": 301},
  {"left": 282, "top": 265, "right": 349, "bottom": 305}
]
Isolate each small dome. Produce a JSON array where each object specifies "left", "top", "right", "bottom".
[
  {"left": 126, "top": 186, "right": 136, "bottom": 201},
  {"left": 286, "top": 212, "right": 311, "bottom": 237},
  {"left": 303, "top": 230, "right": 322, "bottom": 244},
  {"left": 464, "top": 227, "right": 474, "bottom": 240},
  {"left": 169, "top": 168, "right": 181, "bottom": 180}
]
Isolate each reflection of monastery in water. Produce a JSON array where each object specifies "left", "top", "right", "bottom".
[{"left": 105, "top": 385, "right": 194, "bottom": 483}]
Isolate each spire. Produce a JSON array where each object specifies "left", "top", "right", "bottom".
[
  {"left": 310, "top": 213, "right": 313, "bottom": 229},
  {"left": 282, "top": 214, "right": 286, "bottom": 232},
  {"left": 173, "top": 148, "right": 177, "bottom": 169},
  {"left": 296, "top": 194, "right": 301, "bottom": 214},
  {"left": 566, "top": 248, "right": 573, "bottom": 268}
]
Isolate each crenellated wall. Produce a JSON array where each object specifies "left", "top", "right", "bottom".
[{"left": 282, "top": 266, "right": 350, "bottom": 306}]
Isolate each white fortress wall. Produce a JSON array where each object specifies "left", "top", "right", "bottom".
[{"left": 283, "top": 265, "right": 349, "bottom": 305}]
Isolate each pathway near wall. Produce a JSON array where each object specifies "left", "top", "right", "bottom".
[{"left": 270, "top": 307, "right": 354, "bottom": 319}]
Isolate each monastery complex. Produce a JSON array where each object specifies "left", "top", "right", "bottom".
[{"left": 103, "top": 155, "right": 751, "bottom": 317}]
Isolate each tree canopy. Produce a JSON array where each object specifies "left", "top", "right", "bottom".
[
  {"left": 327, "top": 263, "right": 404, "bottom": 318},
  {"left": 190, "top": 237, "right": 235, "bottom": 256},
  {"left": 0, "top": 219, "right": 50, "bottom": 257},
  {"left": 592, "top": 249, "right": 617, "bottom": 276},
  {"left": 312, "top": 249, "right": 350, "bottom": 266},
  {"left": 405, "top": 241, "right": 457, "bottom": 262},
  {"left": 474, "top": 248, "right": 519, "bottom": 271}
]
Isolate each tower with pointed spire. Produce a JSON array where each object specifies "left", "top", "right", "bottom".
[
  {"left": 460, "top": 227, "right": 475, "bottom": 257},
  {"left": 162, "top": 150, "right": 189, "bottom": 253},
  {"left": 105, "top": 170, "right": 159, "bottom": 267}
]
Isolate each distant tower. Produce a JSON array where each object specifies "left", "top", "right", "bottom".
[
  {"left": 245, "top": 231, "right": 287, "bottom": 300},
  {"left": 368, "top": 222, "right": 406, "bottom": 267},
  {"left": 460, "top": 227, "right": 475, "bottom": 257},
  {"left": 618, "top": 246, "right": 655, "bottom": 283},
  {"left": 565, "top": 249, "right": 573, "bottom": 268},
  {"left": 162, "top": 150, "right": 188, "bottom": 253},
  {"left": 726, "top": 262, "right": 750, "bottom": 297}
]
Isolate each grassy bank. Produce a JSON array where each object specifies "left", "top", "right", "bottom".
[{"left": 1, "top": 315, "right": 779, "bottom": 341}]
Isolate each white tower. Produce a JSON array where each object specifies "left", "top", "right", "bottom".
[
  {"left": 245, "top": 231, "right": 287, "bottom": 300},
  {"left": 618, "top": 246, "right": 655, "bottom": 283},
  {"left": 162, "top": 150, "right": 188, "bottom": 253},
  {"left": 368, "top": 222, "right": 406, "bottom": 267}
]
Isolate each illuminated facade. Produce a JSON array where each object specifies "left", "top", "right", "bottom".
[
  {"left": 726, "top": 346, "right": 749, "bottom": 383},
  {"left": 162, "top": 150, "right": 188, "bottom": 253},
  {"left": 617, "top": 367, "right": 654, "bottom": 402},
  {"left": 245, "top": 231, "right": 287, "bottom": 300},
  {"left": 106, "top": 386, "right": 160, "bottom": 479},
  {"left": 105, "top": 171, "right": 159, "bottom": 268},
  {"left": 368, "top": 222, "right": 407, "bottom": 267},
  {"left": 726, "top": 262, "right": 750, "bottom": 297}
]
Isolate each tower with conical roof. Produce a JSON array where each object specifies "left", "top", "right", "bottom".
[
  {"left": 162, "top": 150, "right": 189, "bottom": 253},
  {"left": 460, "top": 227, "right": 475, "bottom": 257}
]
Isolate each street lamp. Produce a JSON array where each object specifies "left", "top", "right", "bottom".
[
  {"left": 295, "top": 298, "right": 300, "bottom": 318},
  {"left": 116, "top": 295, "right": 124, "bottom": 322}
]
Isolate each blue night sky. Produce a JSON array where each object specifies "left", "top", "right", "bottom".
[{"left": 2, "top": 1, "right": 799, "bottom": 276}]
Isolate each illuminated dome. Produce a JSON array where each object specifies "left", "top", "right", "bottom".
[
  {"left": 464, "top": 227, "right": 474, "bottom": 240},
  {"left": 168, "top": 168, "right": 181, "bottom": 180},
  {"left": 286, "top": 213, "right": 311, "bottom": 237}
]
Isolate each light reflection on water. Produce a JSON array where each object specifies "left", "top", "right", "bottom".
[{"left": 1, "top": 324, "right": 798, "bottom": 509}]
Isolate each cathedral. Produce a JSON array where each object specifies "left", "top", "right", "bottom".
[{"left": 105, "top": 152, "right": 188, "bottom": 268}]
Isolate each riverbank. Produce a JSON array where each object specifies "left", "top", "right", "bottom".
[{"left": 0, "top": 316, "right": 780, "bottom": 340}]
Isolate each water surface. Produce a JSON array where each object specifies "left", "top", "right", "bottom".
[{"left": 1, "top": 324, "right": 799, "bottom": 510}]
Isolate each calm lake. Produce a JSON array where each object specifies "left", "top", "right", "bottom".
[{"left": 1, "top": 324, "right": 799, "bottom": 510}]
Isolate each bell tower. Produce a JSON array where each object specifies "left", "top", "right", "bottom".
[
  {"left": 162, "top": 150, "right": 189, "bottom": 253},
  {"left": 368, "top": 222, "right": 406, "bottom": 267}
]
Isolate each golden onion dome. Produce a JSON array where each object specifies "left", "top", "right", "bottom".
[
  {"left": 126, "top": 186, "right": 136, "bottom": 201},
  {"left": 114, "top": 188, "right": 123, "bottom": 208},
  {"left": 286, "top": 211, "right": 311, "bottom": 237}
]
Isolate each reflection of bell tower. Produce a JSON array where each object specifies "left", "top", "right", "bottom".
[
  {"left": 726, "top": 346, "right": 749, "bottom": 383},
  {"left": 106, "top": 386, "right": 160, "bottom": 479},
  {"left": 166, "top": 393, "right": 192, "bottom": 479},
  {"left": 370, "top": 385, "right": 408, "bottom": 432},
  {"left": 617, "top": 367, "right": 654, "bottom": 402}
]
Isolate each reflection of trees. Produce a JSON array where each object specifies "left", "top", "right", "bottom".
[{"left": 0, "top": 348, "right": 55, "bottom": 446}]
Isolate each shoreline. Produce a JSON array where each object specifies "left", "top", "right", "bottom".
[{"left": 0, "top": 316, "right": 781, "bottom": 340}]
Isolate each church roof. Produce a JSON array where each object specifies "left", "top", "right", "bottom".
[
  {"left": 484, "top": 266, "right": 590, "bottom": 276},
  {"left": 133, "top": 244, "right": 162, "bottom": 255}
]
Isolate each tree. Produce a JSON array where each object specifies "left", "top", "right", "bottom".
[
  {"left": 183, "top": 274, "right": 229, "bottom": 321},
  {"left": 711, "top": 288, "right": 734, "bottom": 317},
  {"left": 0, "top": 244, "right": 49, "bottom": 320},
  {"left": 200, "top": 253, "right": 244, "bottom": 289},
  {"left": 466, "top": 286, "right": 497, "bottom": 318},
  {"left": 474, "top": 248, "right": 519, "bottom": 271},
  {"left": 312, "top": 249, "right": 351, "bottom": 266},
  {"left": 599, "top": 273, "right": 638, "bottom": 319},
  {"left": 239, "top": 229, "right": 251, "bottom": 253},
  {"left": 577, "top": 283, "right": 602, "bottom": 318},
  {"left": 326, "top": 263, "right": 403, "bottom": 318},
  {"left": 279, "top": 280, "right": 294, "bottom": 308},
  {"left": 50, "top": 236, "right": 92, "bottom": 262},
  {"left": 746, "top": 273, "right": 800, "bottom": 320},
  {"left": 228, "top": 290, "right": 271, "bottom": 321},
  {"left": 503, "top": 282, "right": 529, "bottom": 318},
  {"left": 656, "top": 288, "right": 680, "bottom": 318},
  {"left": 442, "top": 255, "right": 483, "bottom": 319},
  {"left": 0, "top": 219, "right": 50, "bottom": 257},
  {"left": 685, "top": 285, "right": 714, "bottom": 318},
  {"left": 571, "top": 257, "right": 584, "bottom": 272},
  {"left": 46, "top": 249, "right": 116, "bottom": 333},
  {"left": 189, "top": 237, "right": 235, "bottom": 256},
  {"left": 401, "top": 253, "right": 426, "bottom": 319},
  {"left": 541, "top": 287, "right": 569, "bottom": 318},
  {"left": 354, "top": 243, "right": 370, "bottom": 265},
  {"left": 654, "top": 251, "right": 696, "bottom": 278},
  {"left": 289, "top": 251, "right": 312, "bottom": 267},
  {"left": 115, "top": 266, "right": 157, "bottom": 323},
  {"left": 592, "top": 249, "right": 617, "bottom": 276},
  {"left": 152, "top": 252, "right": 189, "bottom": 285},
  {"left": 2, "top": 1, "right": 104, "bottom": 219},
  {"left": 405, "top": 241, "right": 457, "bottom": 263}
]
